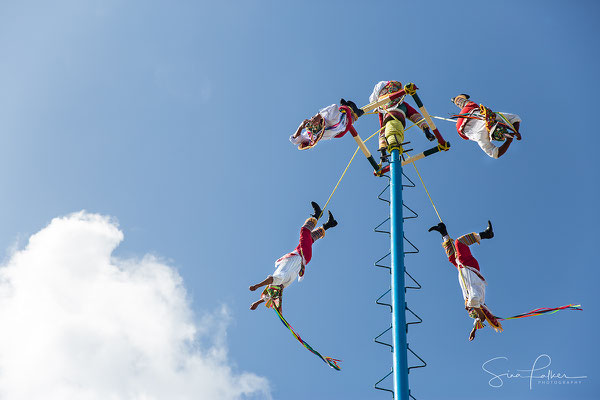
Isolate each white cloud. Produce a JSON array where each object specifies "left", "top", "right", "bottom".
[{"left": 0, "top": 212, "right": 270, "bottom": 400}]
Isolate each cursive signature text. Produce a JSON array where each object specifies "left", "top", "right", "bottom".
[{"left": 482, "top": 354, "right": 587, "bottom": 389}]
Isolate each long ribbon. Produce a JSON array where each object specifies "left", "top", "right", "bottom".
[
  {"left": 272, "top": 307, "right": 341, "bottom": 370},
  {"left": 497, "top": 304, "right": 582, "bottom": 320}
]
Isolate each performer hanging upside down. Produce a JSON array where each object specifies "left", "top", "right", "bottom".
[
  {"left": 290, "top": 99, "right": 364, "bottom": 150},
  {"left": 428, "top": 220, "right": 503, "bottom": 341},
  {"left": 451, "top": 94, "right": 522, "bottom": 159},
  {"left": 370, "top": 80, "right": 436, "bottom": 163},
  {"left": 249, "top": 202, "right": 338, "bottom": 312}
]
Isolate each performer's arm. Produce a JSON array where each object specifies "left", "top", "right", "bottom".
[
  {"left": 292, "top": 119, "right": 309, "bottom": 139},
  {"left": 513, "top": 122, "right": 521, "bottom": 140},
  {"left": 497, "top": 136, "right": 514, "bottom": 158},
  {"left": 476, "top": 136, "right": 501, "bottom": 159}
]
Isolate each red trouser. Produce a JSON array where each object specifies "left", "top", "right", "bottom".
[
  {"left": 295, "top": 217, "right": 325, "bottom": 265},
  {"left": 298, "top": 226, "right": 314, "bottom": 264},
  {"left": 445, "top": 237, "right": 480, "bottom": 271},
  {"left": 455, "top": 239, "right": 480, "bottom": 271}
]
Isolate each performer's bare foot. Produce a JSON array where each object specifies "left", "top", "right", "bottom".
[
  {"left": 250, "top": 299, "right": 264, "bottom": 310},
  {"left": 249, "top": 285, "right": 258, "bottom": 291},
  {"left": 469, "top": 327, "right": 477, "bottom": 341}
]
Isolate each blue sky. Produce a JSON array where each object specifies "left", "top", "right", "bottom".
[{"left": 0, "top": 1, "right": 598, "bottom": 399}]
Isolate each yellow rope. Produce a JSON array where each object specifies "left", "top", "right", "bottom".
[
  {"left": 383, "top": 117, "right": 457, "bottom": 300},
  {"left": 383, "top": 112, "right": 441, "bottom": 221},
  {"left": 320, "top": 108, "right": 453, "bottom": 304},
  {"left": 318, "top": 148, "right": 359, "bottom": 221},
  {"left": 411, "top": 161, "right": 465, "bottom": 294},
  {"left": 367, "top": 111, "right": 440, "bottom": 222},
  {"left": 411, "top": 161, "right": 442, "bottom": 223},
  {"left": 317, "top": 123, "right": 418, "bottom": 221}
]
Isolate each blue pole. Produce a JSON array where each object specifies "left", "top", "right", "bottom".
[{"left": 390, "top": 148, "right": 409, "bottom": 400}]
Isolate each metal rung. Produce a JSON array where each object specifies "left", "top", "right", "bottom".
[
  {"left": 403, "top": 235, "right": 419, "bottom": 254},
  {"left": 404, "top": 269, "right": 422, "bottom": 290},
  {"left": 375, "top": 204, "right": 417, "bottom": 235},
  {"left": 402, "top": 171, "right": 416, "bottom": 188},
  {"left": 406, "top": 307, "right": 423, "bottom": 333},
  {"left": 375, "top": 252, "right": 391, "bottom": 272},
  {"left": 378, "top": 184, "right": 390, "bottom": 204},
  {"left": 403, "top": 202, "right": 418, "bottom": 220},
  {"left": 376, "top": 289, "right": 392, "bottom": 312},
  {"left": 374, "top": 369, "right": 394, "bottom": 396},
  {"left": 407, "top": 344, "right": 427, "bottom": 372},
  {"left": 374, "top": 218, "right": 390, "bottom": 234},
  {"left": 374, "top": 325, "right": 393, "bottom": 351}
]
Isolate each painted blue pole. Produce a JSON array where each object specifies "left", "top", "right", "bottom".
[{"left": 390, "top": 148, "right": 409, "bottom": 400}]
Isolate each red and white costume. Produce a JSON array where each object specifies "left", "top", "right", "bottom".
[
  {"left": 442, "top": 232, "right": 503, "bottom": 332},
  {"left": 369, "top": 81, "right": 430, "bottom": 150},
  {"left": 443, "top": 233, "right": 486, "bottom": 308},
  {"left": 261, "top": 218, "right": 325, "bottom": 304},
  {"left": 290, "top": 104, "right": 350, "bottom": 150},
  {"left": 455, "top": 100, "right": 521, "bottom": 159}
]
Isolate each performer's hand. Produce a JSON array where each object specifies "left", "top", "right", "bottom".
[
  {"left": 514, "top": 131, "right": 522, "bottom": 140},
  {"left": 513, "top": 122, "right": 521, "bottom": 140},
  {"left": 424, "top": 127, "right": 435, "bottom": 141},
  {"left": 469, "top": 328, "right": 477, "bottom": 341}
]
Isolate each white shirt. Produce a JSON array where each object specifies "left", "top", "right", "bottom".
[
  {"left": 289, "top": 104, "right": 348, "bottom": 146},
  {"left": 319, "top": 104, "right": 348, "bottom": 139},
  {"left": 462, "top": 112, "right": 521, "bottom": 158},
  {"left": 458, "top": 266, "right": 487, "bottom": 308},
  {"left": 369, "top": 80, "right": 406, "bottom": 115},
  {"left": 271, "top": 251, "right": 304, "bottom": 288}
]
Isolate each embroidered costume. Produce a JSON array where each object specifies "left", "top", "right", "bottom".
[
  {"left": 250, "top": 202, "right": 337, "bottom": 311},
  {"left": 429, "top": 221, "right": 503, "bottom": 338},
  {"left": 260, "top": 216, "right": 325, "bottom": 308},
  {"left": 369, "top": 80, "right": 434, "bottom": 160},
  {"left": 443, "top": 232, "right": 503, "bottom": 332},
  {"left": 453, "top": 95, "right": 521, "bottom": 158},
  {"left": 290, "top": 100, "right": 363, "bottom": 150}
]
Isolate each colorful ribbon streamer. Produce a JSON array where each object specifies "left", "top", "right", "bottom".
[
  {"left": 497, "top": 304, "right": 582, "bottom": 321},
  {"left": 273, "top": 307, "right": 341, "bottom": 370}
]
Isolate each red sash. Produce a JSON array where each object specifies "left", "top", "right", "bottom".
[{"left": 455, "top": 102, "right": 479, "bottom": 140}]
